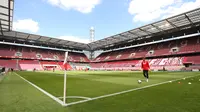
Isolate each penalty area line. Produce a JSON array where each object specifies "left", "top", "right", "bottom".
[
  {"left": 63, "top": 74, "right": 200, "bottom": 107},
  {"left": 14, "top": 72, "right": 64, "bottom": 106}
]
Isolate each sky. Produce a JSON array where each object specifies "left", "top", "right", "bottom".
[{"left": 13, "top": 0, "right": 200, "bottom": 43}]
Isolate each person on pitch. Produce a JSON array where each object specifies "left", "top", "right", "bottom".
[{"left": 141, "top": 57, "right": 150, "bottom": 82}]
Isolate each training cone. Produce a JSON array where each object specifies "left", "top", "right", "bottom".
[
  {"left": 178, "top": 82, "right": 181, "bottom": 84},
  {"left": 188, "top": 82, "right": 192, "bottom": 84}
]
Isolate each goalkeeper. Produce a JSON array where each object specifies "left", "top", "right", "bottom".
[{"left": 141, "top": 57, "right": 150, "bottom": 82}]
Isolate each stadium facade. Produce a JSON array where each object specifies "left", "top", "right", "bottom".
[{"left": 0, "top": 0, "right": 200, "bottom": 71}]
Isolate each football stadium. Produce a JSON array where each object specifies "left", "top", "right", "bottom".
[{"left": 1, "top": 0, "right": 200, "bottom": 112}]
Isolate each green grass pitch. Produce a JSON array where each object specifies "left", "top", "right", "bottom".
[{"left": 0, "top": 71, "right": 200, "bottom": 112}]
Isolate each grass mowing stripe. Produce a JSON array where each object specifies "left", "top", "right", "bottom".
[
  {"left": 63, "top": 74, "right": 200, "bottom": 107},
  {"left": 14, "top": 72, "right": 64, "bottom": 106}
]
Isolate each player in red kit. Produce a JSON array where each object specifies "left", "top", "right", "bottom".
[{"left": 141, "top": 57, "right": 150, "bottom": 82}]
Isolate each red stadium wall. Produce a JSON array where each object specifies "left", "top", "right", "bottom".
[
  {"left": 0, "top": 59, "right": 72, "bottom": 71},
  {"left": 40, "top": 61, "right": 61, "bottom": 70}
]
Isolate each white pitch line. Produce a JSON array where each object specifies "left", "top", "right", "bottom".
[
  {"left": 58, "top": 96, "right": 92, "bottom": 100},
  {"left": 63, "top": 74, "right": 200, "bottom": 107},
  {"left": 14, "top": 72, "right": 64, "bottom": 106}
]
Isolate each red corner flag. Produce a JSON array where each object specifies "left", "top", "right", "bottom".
[{"left": 63, "top": 52, "right": 68, "bottom": 70}]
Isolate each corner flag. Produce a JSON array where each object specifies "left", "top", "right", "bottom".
[
  {"left": 63, "top": 52, "right": 68, "bottom": 105},
  {"left": 63, "top": 52, "right": 68, "bottom": 70}
]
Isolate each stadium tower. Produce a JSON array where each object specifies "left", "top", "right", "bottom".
[{"left": 89, "top": 26, "right": 95, "bottom": 60}]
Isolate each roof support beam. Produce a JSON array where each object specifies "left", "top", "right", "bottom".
[
  {"left": 139, "top": 28, "right": 152, "bottom": 34},
  {"left": 0, "top": 23, "right": 9, "bottom": 26},
  {"left": 0, "top": 18, "right": 9, "bottom": 22},
  {"left": 116, "top": 34, "right": 127, "bottom": 39},
  {"left": 65, "top": 41, "right": 70, "bottom": 45},
  {"left": 128, "top": 31, "right": 140, "bottom": 37},
  {"left": 65, "top": 41, "right": 71, "bottom": 44},
  {"left": 111, "top": 39, "right": 120, "bottom": 43},
  {"left": 151, "top": 24, "right": 164, "bottom": 31},
  {"left": 0, "top": 5, "right": 9, "bottom": 9},
  {"left": 165, "top": 19, "right": 178, "bottom": 29},
  {"left": 1, "top": 28, "right": 7, "bottom": 30},
  {"left": 185, "top": 14, "right": 194, "bottom": 25},
  {"left": 72, "top": 43, "right": 79, "bottom": 46},
  {"left": 26, "top": 34, "right": 31, "bottom": 40},
  {"left": 62, "top": 41, "right": 71, "bottom": 45},
  {"left": 108, "top": 37, "right": 121, "bottom": 42},
  {"left": 46, "top": 38, "right": 52, "bottom": 42},
  {"left": 97, "top": 40, "right": 106, "bottom": 46},
  {"left": 11, "top": 0, "right": 14, "bottom": 29},
  {"left": 119, "top": 34, "right": 130, "bottom": 39},
  {"left": 8, "top": 0, "right": 11, "bottom": 31},
  {"left": 0, "top": 20, "right": 4, "bottom": 35},
  {"left": 112, "top": 37, "right": 121, "bottom": 41},
  {"left": 36, "top": 36, "right": 42, "bottom": 41},
  {"left": 0, "top": 12, "right": 10, "bottom": 17},
  {"left": 55, "top": 40, "right": 62, "bottom": 43},
  {"left": 87, "top": 44, "right": 92, "bottom": 50}
]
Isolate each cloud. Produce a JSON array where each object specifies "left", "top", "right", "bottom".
[
  {"left": 13, "top": 19, "right": 39, "bottom": 33},
  {"left": 46, "top": 0, "right": 101, "bottom": 13},
  {"left": 128, "top": 0, "right": 200, "bottom": 23},
  {"left": 57, "top": 36, "right": 90, "bottom": 43},
  {"left": 163, "top": 0, "right": 200, "bottom": 18}
]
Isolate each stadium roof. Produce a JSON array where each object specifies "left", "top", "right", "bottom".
[
  {"left": 89, "top": 7, "right": 200, "bottom": 50},
  {"left": 0, "top": 0, "right": 13, "bottom": 33},
  {"left": 1, "top": 31, "right": 91, "bottom": 50}
]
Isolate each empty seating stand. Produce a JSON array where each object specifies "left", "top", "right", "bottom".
[
  {"left": 19, "top": 60, "right": 43, "bottom": 71},
  {"left": 183, "top": 56, "right": 200, "bottom": 64},
  {"left": 93, "top": 37, "right": 200, "bottom": 62},
  {"left": 0, "top": 60, "right": 17, "bottom": 69},
  {"left": 0, "top": 44, "right": 89, "bottom": 63},
  {"left": 0, "top": 36, "right": 199, "bottom": 71},
  {"left": 90, "top": 57, "right": 184, "bottom": 71}
]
